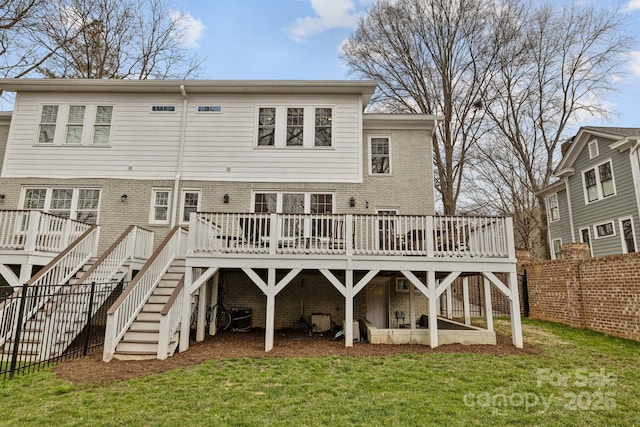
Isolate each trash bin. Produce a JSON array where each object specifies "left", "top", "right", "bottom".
[{"left": 231, "top": 307, "right": 252, "bottom": 332}]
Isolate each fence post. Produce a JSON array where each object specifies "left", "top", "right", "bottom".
[
  {"left": 24, "top": 211, "right": 41, "bottom": 252},
  {"left": 9, "top": 284, "right": 28, "bottom": 380},
  {"left": 82, "top": 282, "right": 97, "bottom": 356}
]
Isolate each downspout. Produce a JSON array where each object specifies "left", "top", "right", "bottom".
[
  {"left": 563, "top": 177, "right": 575, "bottom": 243},
  {"left": 170, "top": 84, "right": 188, "bottom": 228}
]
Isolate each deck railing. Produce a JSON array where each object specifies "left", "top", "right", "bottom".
[
  {"left": 189, "top": 212, "right": 514, "bottom": 258},
  {"left": 0, "top": 210, "right": 93, "bottom": 253},
  {"left": 103, "top": 227, "right": 187, "bottom": 361},
  {"left": 0, "top": 225, "right": 100, "bottom": 347}
]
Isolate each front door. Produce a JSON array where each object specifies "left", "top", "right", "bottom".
[{"left": 366, "top": 278, "right": 389, "bottom": 328}]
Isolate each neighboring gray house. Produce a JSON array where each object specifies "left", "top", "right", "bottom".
[{"left": 540, "top": 127, "right": 640, "bottom": 259}]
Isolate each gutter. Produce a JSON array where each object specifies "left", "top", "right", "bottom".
[{"left": 170, "top": 84, "right": 188, "bottom": 228}]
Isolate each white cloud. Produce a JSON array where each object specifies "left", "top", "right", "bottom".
[
  {"left": 624, "top": 0, "right": 640, "bottom": 12},
  {"left": 171, "top": 11, "right": 206, "bottom": 48},
  {"left": 628, "top": 50, "right": 640, "bottom": 78},
  {"left": 289, "top": 0, "right": 362, "bottom": 42}
]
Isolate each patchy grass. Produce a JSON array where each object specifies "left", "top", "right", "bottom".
[{"left": 1, "top": 319, "right": 639, "bottom": 426}]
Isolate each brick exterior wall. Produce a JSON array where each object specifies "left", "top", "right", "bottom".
[{"left": 518, "top": 243, "right": 640, "bottom": 342}]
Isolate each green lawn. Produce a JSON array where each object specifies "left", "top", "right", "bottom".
[{"left": 1, "top": 319, "right": 639, "bottom": 426}]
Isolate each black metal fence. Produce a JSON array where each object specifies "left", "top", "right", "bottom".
[{"left": 0, "top": 281, "right": 124, "bottom": 380}]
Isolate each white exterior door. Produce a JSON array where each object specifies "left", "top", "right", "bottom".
[{"left": 366, "top": 278, "right": 389, "bottom": 328}]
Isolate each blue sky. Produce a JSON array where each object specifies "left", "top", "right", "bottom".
[{"left": 176, "top": 0, "right": 640, "bottom": 131}]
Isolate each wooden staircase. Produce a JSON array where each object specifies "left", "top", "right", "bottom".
[{"left": 112, "top": 259, "right": 185, "bottom": 360}]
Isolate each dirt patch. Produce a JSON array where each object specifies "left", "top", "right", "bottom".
[{"left": 53, "top": 329, "right": 541, "bottom": 385}]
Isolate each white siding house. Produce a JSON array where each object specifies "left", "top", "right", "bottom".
[{"left": 0, "top": 79, "right": 522, "bottom": 361}]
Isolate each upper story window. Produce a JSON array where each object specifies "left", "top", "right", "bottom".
[
  {"left": 38, "top": 105, "right": 58, "bottom": 144},
  {"left": 256, "top": 106, "right": 334, "bottom": 148},
  {"left": 150, "top": 188, "right": 171, "bottom": 224},
  {"left": 286, "top": 107, "right": 304, "bottom": 146},
  {"left": 151, "top": 105, "right": 175, "bottom": 112},
  {"left": 314, "top": 108, "right": 332, "bottom": 147},
  {"left": 65, "top": 106, "right": 85, "bottom": 144},
  {"left": 583, "top": 160, "right": 615, "bottom": 203},
  {"left": 36, "top": 104, "right": 113, "bottom": 146},
  {"left": 22, "top": 187, "right": 101, "bottom": 224},
  {"left": 370, "top": 136, "right": 391, "bottom": 174},
  {"left": 257, "top": 107, "right": 276, "bottom": 146},
  {"left": 547, "top": 193, "right": 559, "bottom": 222},
  {"left": 588, "top": 140, "right": 599, "bottom": 159}
]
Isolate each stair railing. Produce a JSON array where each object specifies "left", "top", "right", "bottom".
[
  {"left": 103, "top": 227, "right": 187, "bottom": 361},
  {"left": 0, "top": 225, "right": 100, "bottom": 347},
  {"left": 157, "top": 277, "right": 185, "bottom": 360}
]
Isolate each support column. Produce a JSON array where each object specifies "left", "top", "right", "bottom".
[
  {"left": 208, "top": 272, "right": 219, "bottom": 336},
  {"left": 409, "top": 282, "right": 416, "bottom": 329},
  {"left": 179, "top": 266, "right": 193, "bottom": 352},
  {"left": 509, "top": 272, "right": 523, "bottom": 348},
  {"left": 18, "top": 264, "right": 33, "bottom": 285},
  {"left": 344, "top": 269, "right": 354, "bottom": 347},
  {"left": 196, "top": 276, "right": 207, "bottom": 342},
  {"left": 427, "top": 270, "right": 438, "bottom": 348},
  {"left": 265, "top": 268, "right": 276, "bottom": 352},
  {"left": 445, "top": 286, "right": 452, "bottom": 319},
  {"left": 483, "top": 277, "right": 494, "bottom": 332},
  {"left": 462, "top": 277, "right": 470, "bottom": 325}
]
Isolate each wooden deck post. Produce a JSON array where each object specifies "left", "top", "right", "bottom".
[
  {"left": 463, "top": 277, "right": 471, "bottom": 325},
  {"left": 445, "top": 286, "right": 452, "bottom": 319},
  {"left": 409, "top": 281, "right": 416, "bottom": 329},
  {"left": 209, "top": 271, "right": 219, "bottom": 336},
  {"left": 427, "top": 270, "right": 438, "bottom": 348},
  {"left": 265, "top": 268, "right": 276, "bottom": 352},
  {"left": 483, "top": 277, "right": 494, "bottom": 332},
  {"left": 344, "top": 269, "right": 354, "bottom": 347},
  {"left": 196, "top": 276, "right": 207, "bottom": 342},
  {"left": 509, "top": 272, "right": 523, "bottom": 348},
  {"left": 179, "top": 266, "right": 193, "bottom": 353}
]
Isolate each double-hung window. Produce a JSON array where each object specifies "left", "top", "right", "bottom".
[
  {"left": 583, "top": 160, "right": 615, "bottom": 203},
  {"left": 93, "top": 106, "right": 113, "bottom": 145},
  {"left": 65, "top": 106, "right": 85, "bottom": 144},
  {"left": 257, "top": 107, "right": 276, "bottom": 146},
  {"left": 38, "top": 105, "right": 58, "bottom": 144},
  {"left": 150, "top": 189, "right": 171, "bottom": 224},
  {"left": 547, "top": 193, "right": 559, "bottom": 222},
  {"left": 551, "top": 238, "right": 562, "bottom": 259},
  {"left": 314, "top": 108, "right": 332, "bottom": 147},
  {"left": 286, "top": 108, "right": 304, "bottom": 146},
  {"left": 180, "top": 190, "right": 201, "bottom": 224},
  {"left": 594, "top": 221, "right": 615, "bottom": 239},
  {"left": 370, "top": 136, "right": 391, "bottom": 174}
]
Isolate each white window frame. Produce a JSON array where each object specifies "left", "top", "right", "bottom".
[
  {"left": 149, "top": 188, "right": 172, "bottom": 224},
  {"left": 618, "top": 216, "right": 637, "bottom": 254},
  {"left": 314, "top": 107, "right": 333, "bottom": 147},
  {"left": 65, "top": 105, "right": 86, "bottom": 144},
  {"left": 254, "top": 105, "right": 335, "bottom": 149},
  {"left": 285, "top": 106, "right": 305, "bottom": 147},
  {"left": 579, "top": 227, "right": 593, "bottom": 257},
  {"left": 588, "top": 139, "right": 599, "bottom": 159},
  {"left": 593, "top": 220, "right": 615, "bottom": 239},
  {"left": 547, "top": 193, "right": 559, "bottom": 222},
  {"left": 180, "top": 189, "right": 201, "bottom": 225},
  {"left": 256, "top": 106, "right": 277, "bottom": 147},
  {"left": 369, "top": 135, "right": 392, "bottom": 175},
  {"left": 35, "top": 104, "right": 114, "bottom": 146},
  {"left": 20, "top": 187, "right": 101, "bottom": 224},
  {"left": 551, "top": 238, "right": 562, "bottom": 260},
  {"left": 37, "top": 105, "right": 59, "bottom": 144},
  {"left": 150, "top": 105, "right": 176, "bottom": 113},
  {"left": 196, "top": 105, "right": 223, "bottom": 113},
  {"left": 395, "top": 277, "right": 410, "bottom": 293},
  {"left": 251, "top": 191, "right": 335, "bottom": 214},
  {"left": 582, "top": 159, "right": 616, "bottom": 204}
]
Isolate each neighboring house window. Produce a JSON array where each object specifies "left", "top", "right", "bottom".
[
  {"left": 150, "top": 189, "right": 171, "bottom": 224},
  {"left": 65, "top": 105, "right": 85, "bottom": 144},
  {"left": 551, "top": 238, "right": 562, "bottom": 259},
  {"left": 370, "top": 137, "right": 391, "bottom": 174},
  {"left": 257, "top": 107, "right": 276, "bottom": 146},
  {"left": 93, "top": 106, "right": 113, "bottom": 145},
  {"left": 583, "top": 160, "right": 615, "bottom": 203},
  {"left": 580, "top": 227, "right": 591, "bottom": 247},
  {"left": 286, "top": 107, "right": 304, "bottom": 146},
  {"left": 314, "top": 107, "right": 332, "bottom": 147},
  {"left": 21, "top": 187, "right": 101, "bottom": 224},
  {"left": 619, "top": 217, "right": 637, "bottom": 253},
  {"left": 38, "top": 105, "right": 58, "bottom": 144},
  {"left": 547, "top": 193, "right": 559, "bottom": 222},
  {"left": 588, "top": 140, "right": 599, "bottom": 159},
  {"left": 594, "top": 221, "right": 615, "bottom": 239},
  {"left": 180, "top": 190, "right": 201, "bottom": 223}
]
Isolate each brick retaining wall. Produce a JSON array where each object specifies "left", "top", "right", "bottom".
[{"left": 519, "top": 243, "right": 640, "bottom": 341}]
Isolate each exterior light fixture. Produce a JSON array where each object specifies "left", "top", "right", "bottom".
[
  {"left": 349, "top": 197, "right": 356, "bottom": 207},
  {"left": 120, "top": 194, "right": 128, "bottom": 202},
  {"left": 223, "top": 194, "right": 229, "bottom": 204}
]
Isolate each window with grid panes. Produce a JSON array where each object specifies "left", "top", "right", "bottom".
[
  {"left": 286, "top": 108, "right": 304, "bottom": 146},
  {"left": 38, "top": 105, "right": 58, "bottom": 144},
  {"left": 314, "top": 108, "right": 332, "bottom": 147},
  {"left": 65, "top": 105, "right": 85, "bottom": 144},
  {"left": 257, "top": 108, "right": 276, "bottom": 146},
  {"left": 93, "top": 106, "right": 113, "bottom": 145}
]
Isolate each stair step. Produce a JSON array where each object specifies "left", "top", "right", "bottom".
[
  {"left": 122, "top": 331, "right": 160, "bottom": 341},
  {"left": 129, "top": 322, "right": 160, "bottom": 332},
  {"left": 148, "top": 295, "right": 170, "bottom": 304},
  {"left": 137, "top": 312, "right": 161, "bottom": 321},
  {"left": 116, "top": 341, "right": 159, "bottom": 353}
]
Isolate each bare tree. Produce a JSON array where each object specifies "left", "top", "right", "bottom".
[
  {"left": 476, "top": 2, "right": 632, "bottom": 258},
  {"left": 341, "top": 0, "right": 499, "bottom": 215},
  {"left": 38, "top": 0, "right": 201, "bottom": 79}
]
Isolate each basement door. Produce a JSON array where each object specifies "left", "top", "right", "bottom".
[{"left": 366, "top": 277, "right": 390, "bottom": 328}]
